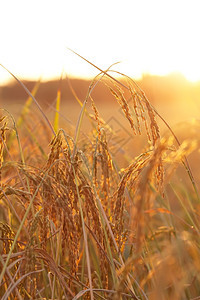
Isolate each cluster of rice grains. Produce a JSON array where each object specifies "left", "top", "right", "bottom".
[
  {"left": 109, "top": 84, "right": 163, "bottom": 211},
  {"left": 0, "top": 74, "right": 199, "bottom": 299}
]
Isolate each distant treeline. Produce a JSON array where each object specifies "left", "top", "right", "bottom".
[{"left": 1, "top": 73, "right": 200, "bottom": 106}]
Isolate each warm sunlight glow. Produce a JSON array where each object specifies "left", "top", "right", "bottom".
[
  {"left": 181, "top": 69, "right": 200, "bottom": 83},
  {"left": 0, "top": 0, "right": 200, "bottom": 83}
]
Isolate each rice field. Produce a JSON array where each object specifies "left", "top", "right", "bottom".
[{"left": 0, "top": 63, "right": 200, "bottom": 299}]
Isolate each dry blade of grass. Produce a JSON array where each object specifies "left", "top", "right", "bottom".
[
  {"left": 53, "top": 89, "right": 61, "bottom": 134},
  {"left": 7, "top": 79, "right": 41, "bottom": 149},
  {"left": 67, "top": 48, "right": 128, "bottom": 89},
  {"left": 0, "top": 64, "right": 55, "bottom": 136}
]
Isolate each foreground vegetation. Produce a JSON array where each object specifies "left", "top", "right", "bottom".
[{"left": 0, "top": 65, "right": 199, "bottom": 299}]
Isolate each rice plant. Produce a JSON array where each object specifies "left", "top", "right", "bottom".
[{"left": 0, "top": 59, "right": 199, "bottom": 300}]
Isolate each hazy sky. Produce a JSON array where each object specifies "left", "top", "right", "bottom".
[{"left": 0, "top": 0, "right": 200, "bottom": 83}]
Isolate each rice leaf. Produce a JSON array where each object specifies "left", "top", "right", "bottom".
[{"left": 53, "top": 89, "right": 61, "bottom": 134}]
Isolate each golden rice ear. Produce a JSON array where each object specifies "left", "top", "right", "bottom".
[
  {"left": 90, "top": 95, "right": 103, "bottom": 138},
  {"left": 109, "top": 85, "right": 137, "bottom": 135},
  {"left": 144, "top": 96, "right": 160, "bottom": 145},
  {"left": 129, "top": 85, "right": 141, "bottom": 135},
  {"left": 45, "top": 129, "right": 62, "bottom": 170},
  {"left": 106, "top": 76, "right": 161, "bottom": 150}
]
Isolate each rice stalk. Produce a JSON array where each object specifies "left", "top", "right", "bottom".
[
  {"left": 53, "top": 88, "right": 61, "bottom": 134},
  {"left": 7, "top": 80, "right": 41, "bottom": 149}
]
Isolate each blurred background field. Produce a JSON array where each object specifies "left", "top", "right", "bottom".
[
  {"left": 1, "top": 73, "right": 200, "bottom": 188},
  {"left": 1, "top": 73, "right": 200, "bottom": 125}
]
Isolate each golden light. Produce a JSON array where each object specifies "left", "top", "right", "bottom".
[{"left": 0, "top": 0, "right": 200, "bottom": 83}]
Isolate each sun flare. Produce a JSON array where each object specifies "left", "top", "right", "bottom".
[{"left": 0, "top": 0, "right": 200, "bottom": 84}]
